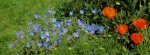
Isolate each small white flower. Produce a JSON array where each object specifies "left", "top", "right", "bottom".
[
  {"left": 69, "top": 11, "right": 73, "bottom": 16},
  {"left": 48, "top": 10, "right": 56, "bottom": 14}
]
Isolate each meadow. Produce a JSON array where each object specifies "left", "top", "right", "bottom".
[{"left": 0, "top": 0, "right": 150, "bottom": 55}]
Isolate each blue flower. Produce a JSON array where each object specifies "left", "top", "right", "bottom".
[
  {"left": 40, "top": 31, "right": 46, "bottom": 40},
  {"left": 26, "top": 41, "right": 30, "bottom": 48},
  {"left": 54, "top": 21, "right": 63, "bottom": 28},
  {"left": 54, "top": 22, "right": 61, "bottom": 27},
  {"left": 29, "top": 31, "right": 34, "bottom": 36},
  {"left": 62, "top": 28, "right": 68, "bottom": 34},
  {"left": 81, "top": 23, "right": 87, "bottom": 29},
  {"left": 44, "top": 13, "right": 49, "bottom": 18},
  {"left": 34, "top": 14, "right": 40, "bottom": 19},
  {"left": 43, "top": 42, "right": 50, "bottom": 48},
  {"left": 16, "top": 32, "right": 20, "bottom": 38},
  {"left": 16, "top": 32, "right": 19, "bottom": 36},
  {"left": 19, "top": 31, "right": 24, "bottom": 38},
  {"left": 47, "top": 9, "right": 52, "bottom": 13},
  {"left": 45, "top": 30, "right": 50, "bottom": 36},
  {"left": 53, "top": 40, "right": 59, "bottom": 45},
  {"left": 67, "top": 36, "right": 72, "bottom": 41},
  {"left": 77, "top": 19, "right": 82, "bottom": 25},
  {"left": 69, "top": 11, "right": 73, "bottom": 16},
  {"left": 16, "top": 31, "right": 24, "bottom": 38},
  {"left": 53, "top": 30, "right": 57, "bottom": 36},
  {"left": 58, "top": 28, "right": 68, "bottom": 35},
  {"left": 32, "top": 25, "right": 42, "bottom": 32},
  {"left": 85, "top": 24, "right": 100, "bottom": 34},
  {"left": 65, "top": 19, "right": 72, "bottom": 26},
  {"left": 46, "top": 36, "right": 50, "bottom": 42},
  {"left": 80, "top": 9, "right": 84, "bottom": 14},
  {"left": 99, "top": 26, "right": 105, "bottom": 32},
  {"left": 8, "top": 43, "right": 14, "bottom": 48},
  {"left": 40, "top": 30, "right": 50, "bottom": 40},
  {"left": 37, "top": 42, "right": 42, "bottom": 47},
  {"left": 73, "top": 32, "right": 79, "bottom": 38},
  {"left": 91, "top": 24, "right": 99, "bottom": 31},
  {"left": 77, "top": 19, "right": 86, "bottom": 29},
  {"left": 91, "top": 9, "right": 97, "bottom": 14},
  {"left": 86, "top": 25, "right": 95, "bottom": 34},
  {"left": 51, "top": 18, "right": 57, "bottom": 23}
]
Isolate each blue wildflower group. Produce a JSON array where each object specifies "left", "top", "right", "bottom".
[{"left": 8, "top": 7, "right": 105, "bottom": 54}]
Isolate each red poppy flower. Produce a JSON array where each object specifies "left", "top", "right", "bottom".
[
  {"left": 132, "top": 18, "right": 148, "bottom": 29},
  {"left": 116, "top": 24, "right": 128, "bottom": 35},
  {"left": 130, "top": 33, "right": 143, "bottom": 44},
  {"left": 102, "top": 7, "right": 117, "bottom": 19}
]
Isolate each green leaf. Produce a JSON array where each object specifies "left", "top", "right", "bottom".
[
  {"left": 132, "top": 0, "right": 138, "bottom": 11},
  {"left": 85, "top": 13, "right": 92, "bottom": 16},
  {"left": 137, "top": 6, "right": 147, "bottom": 17}
]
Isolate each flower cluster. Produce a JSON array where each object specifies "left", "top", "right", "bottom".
[
  {"left": 101, "top": 6, "right": 148, "bottom": 44},
  {"left": 8, "top": 8, "right": 105, "bottom": 54}
]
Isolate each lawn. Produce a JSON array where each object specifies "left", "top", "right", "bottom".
[{"left": 0, "top": 0, "right": 53, "bottom": 54}]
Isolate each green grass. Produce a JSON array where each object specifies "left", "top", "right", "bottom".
[{"left": 0, "top": 0, "right": 52, "bottom": 54}]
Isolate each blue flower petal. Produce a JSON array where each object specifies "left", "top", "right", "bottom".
[
  {"left": 8, "top": 43, "right": 14, "bottom": 48},
  {"left": 99, "top": 26, "right": 105, "bottom": 32},
  {"left": 43, "top": 42, "right": 50, "bottom": 48},
  {"left": 37, "top": 42, "right": 42, "bottom": 47},
  {"left": 34, "top": 14, "right": 40, "bottom": 19},
  {"left": 80, "top": 9, "right": 84, "bottom": 14},
  {"left": 53, "top": 40, "right": 59, "bottom": 45},
  {"left": 46, "top": 36, "right": 50, "bottom": 42},
  {"left": 73, "top": 32, "right": 79, "bottom": 38}
]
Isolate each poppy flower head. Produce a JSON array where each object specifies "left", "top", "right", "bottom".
[
  {"left": 116, "top": 24, "right": 128, "bottom": 35},
  {"left": 132, "top": 18, "right": 148, "bottom": 29},
  {"left": 102, "top": 7, "right": 117, "bottom": 19},
  {"left": 130, "top": 33, "right": 143, "bottom": 44}
]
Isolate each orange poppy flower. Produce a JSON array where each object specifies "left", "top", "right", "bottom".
[
  {"left": 102, "top": 7, "right": 117, "bottom": 19},
  {"left": 132, "top": 18, "right": 148, "bottom": 29},
  {"left": 116, "top": 24, "right": 128, "bottom": 35},
  {"left": 130, "top": 33, "right": 143, "bottom": 44}
]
